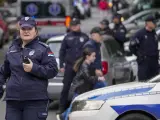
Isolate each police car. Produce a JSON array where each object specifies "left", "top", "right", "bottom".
[{"left": 69, "top": 74, "right": 160, "bottom": 120}]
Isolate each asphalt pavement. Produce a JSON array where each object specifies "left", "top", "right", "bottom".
[{"left": 0, "top": 7, "right": 108, "bottom": 120}]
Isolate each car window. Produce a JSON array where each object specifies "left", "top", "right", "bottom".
[
  {"left": 104, "top": 40, "right": 124, "bottom": 57},
  {"left": 135, "top": 13, "right": 152, "bottom": 22},
  {"left": 48, "top": 41, "right": 61, "bottom": 58},
  {"left": 21, "top": 2, "right": 66, "bottom": 18}
]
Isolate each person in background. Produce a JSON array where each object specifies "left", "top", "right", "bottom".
[
  {"left": 0, "top": 17, "right": 58, "bottom": 120},
  {"left": 83, "top": 27, "right": 103, "bottom": 77},
  {"left": 129, "top": 16, "right": 159, "bottom": 81},
  {"left": 112, "top": 13, "right": 127, "bottom": 49},
  {"left": 100, "top": 19, "right": 114, "bottom": 36},
  {"left": 57, "top": 48, "right": 106, "bottom": 120},
  {"left": 13, "top": 16, "right": 22, "bottom": 39},
  {"left": 58, "top": 18, "right": 89, "bottom": 114},
  {"left": 98, "top": 0, "right": 109, "bottom": 18}
]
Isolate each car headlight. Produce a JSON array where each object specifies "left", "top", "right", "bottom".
[{"left": 71, "top": 100, "right": 105, "bottom": 112}]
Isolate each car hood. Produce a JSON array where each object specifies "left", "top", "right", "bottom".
[{"left": 73, "top": 82, "right": 156, "bottom": 101}]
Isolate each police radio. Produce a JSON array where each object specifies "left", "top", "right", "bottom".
[{"left": 23, "top": 56, "right": 30, "bottom": 64}]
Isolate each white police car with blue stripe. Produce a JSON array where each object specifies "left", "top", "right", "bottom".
[{"left": 69, "top": 74, "right": 160, "bottom": 120}]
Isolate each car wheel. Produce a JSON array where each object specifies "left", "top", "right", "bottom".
[
  {"left": 119, "top": 113, "right": 152, "bottom": 120},
  {"left": 48, "top": 100, "right": 59, "bottom": 110}
]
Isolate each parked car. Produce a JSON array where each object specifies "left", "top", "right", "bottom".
[
  {"left": 69, "top": 74, "right": 160, "bottom": 120},
  {"left": 117, "top": 0, "right": 154, "bottom": 20},
  {"left": 0, "top": 9, "right": 17, "bottom": 37},
  {"left": 46, "top": 34, "right": 135, "bottom": 100},
  {"left": 110, "top": 9, "right": 160, "bottom": 40}
]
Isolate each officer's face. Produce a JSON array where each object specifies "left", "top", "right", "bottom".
[
  {"left": 100, "top": 24, "right": 105, "bottom": 29},
  {"left": 146, "top": 21, "right": 156, "bottom": 30},
  {"left": 113, "top": 18, "right": 119, "bottom": 24},
  {"left": 91, "top": 33, "right": 102, "bottom": 43},
  {"left": 70, "top": 24, "right": 80, "bottom": 32},
  {"left": 20, "top": 27, "right": 37, "bottom": 41},
  {"left": 86, "top": 52, "right": 96, "bottom": 63}
]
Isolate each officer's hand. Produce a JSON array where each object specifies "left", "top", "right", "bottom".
[
  {"left": 23, "top": 59, "right": 33, "bottom": 72},
  {"left": 60, "top": 68, "right": 65, "bottom": 73},
  {"left": 95, "top": 69, "right": 103, "bottom": 77}
]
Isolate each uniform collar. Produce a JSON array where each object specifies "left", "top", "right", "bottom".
[
  {"left": 12, "top": 36, "right": 39, "bottom": 49},
  {"left": 71, "top": 31, "right": 81, "bottom": 35},
  {"left": 90, "top": 39, "right": 101, "bottom": 46}
]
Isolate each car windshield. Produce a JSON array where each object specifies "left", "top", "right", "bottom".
[
  {"left": 48, "top": 41, "right": 61, "bottom": 58},
  {"left": 104, "top": 40, "right": 125, "bottom": 57},
  {"left": 21, "top": 1, "right": 66, "bottom": 18}
]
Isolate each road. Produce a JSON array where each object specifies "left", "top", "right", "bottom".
[{"left": 0, "top": 7, "right": 107, "bottom": 120}]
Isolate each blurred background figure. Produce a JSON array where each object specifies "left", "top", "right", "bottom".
[
  {"left": 100, "top": 19, "right": 113, "bottom": 36},
  {"left": 98, "top": 0, "right": 109, "bottom": 18},
  {"left": 112, "top": 13, "right": 127, "bottom": 49}
]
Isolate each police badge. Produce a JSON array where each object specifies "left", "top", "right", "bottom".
[
  {"left": 80, "top": 37, "right": 84, "bottom": 42},
  {"left": 29, "top": 50, "right": 35, "bottom": 56}
]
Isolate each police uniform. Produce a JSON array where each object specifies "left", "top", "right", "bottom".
[
  {"left": 129, "top": 16, "right": 159, "bottom": 81},
  {"left": 59, "top": 18, "right": 89, "bottom": 112},
  {"left": 100, "top": 19, "right": 114, "bottom": 36},
  {"left": 112, "top": 14, "right": 127, "bottom": 48},
  {"left": 0, "top": 17, "right": 58, "bottom": 120}
]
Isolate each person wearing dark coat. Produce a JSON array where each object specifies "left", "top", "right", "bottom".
[{"left": 0, "top": 17, "right": 58, "bottom": 120}]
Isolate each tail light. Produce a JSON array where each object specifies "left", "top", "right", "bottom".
[
  {"left": 102, "top": 61, "right": 108, "bottom": 75},
  {"left": 65, "top": 16, "right": 71, "bottom": 27}
]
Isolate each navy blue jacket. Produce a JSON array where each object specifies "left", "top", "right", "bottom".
[
  {"left": 129, "top": 28, "right": 158, "bottom": 57},
  {"left": 0, "top": 37, "right": 58, "bottom": 100},
  {"left": 59, "top": 31, "right": 89, "bottom": 68},
  {"left": 83, "top": 39, "right": 102, "bottom": 70},
  {"left": 113, "top": 23, "right": 127, "bottom": 43}
]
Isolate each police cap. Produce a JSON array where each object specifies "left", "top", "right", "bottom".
[
  {"left": 145, "top": 16, "right": 157, "bottom": 24},
  {"left": 90, "top": 27, "right": 102, "bottom": 35},
  {"left": 70, "top": 18, "right": 81, "bottom": 26}
]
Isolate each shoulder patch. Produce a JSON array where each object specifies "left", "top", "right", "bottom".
[{"left": 39, "top": 42, "right": 49, "bottom": 48}]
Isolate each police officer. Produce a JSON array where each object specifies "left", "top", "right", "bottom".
[
  {"left": 129, "top": 16, "right": 159, "bottom": 81},
  {"left": 112, "top": 0, "right": 119, "bottom": 13},
  {"left": 0, "top": 17, "right": 58, "bottom": 120},
  {"left": 100, "top": 19, "right": 114, "bottom": 36},
  {"left": 112, "top": 13, "right": 127, "bottom": 49},
  {"left": 83, "top": 27, "right": 103, "bottom": 77},
  {"left": 58, "top": 18, "right": 89, "bottom": 113}
]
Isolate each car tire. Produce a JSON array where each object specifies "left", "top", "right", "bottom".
[{"left": 119, "top": 113, "right": 152, "bottom": 120}]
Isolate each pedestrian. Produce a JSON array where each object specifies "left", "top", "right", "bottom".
[
  {"left": 57, "top": 48, "right": 106, "bottom": 120},
  {"left": 58, "top": 18, "right": 89, "bottom": 114},
  {"left": 98, "top": 0, "right": 109, "bottom": 18},
  {"left": 0, "top": 16, "right": 58, "bottom": 120},
  {"left": 112, "top": 0, "right": 119, "bottom": 13},
  {"left": 83, "top": 27, "right": 103, "bottom": 77},
  {"left": 100, "top": 19, "right": 114, "bottom": 36},
  {"left": 129, "top": 16, "right": 159, "bottom": 81},
  {"left": 112, "top": 13, "right": 127, "bottom": 49},
  {"left": 13, "top": 16, "right": 22, "bottom": 39}
]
